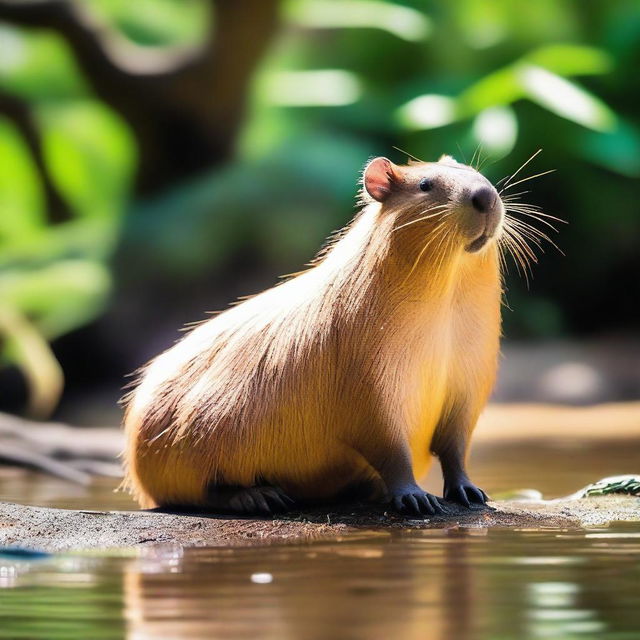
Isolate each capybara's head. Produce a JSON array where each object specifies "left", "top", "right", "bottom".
[{"left": 363, "top": 155, "right": 504, "bottom": 254}]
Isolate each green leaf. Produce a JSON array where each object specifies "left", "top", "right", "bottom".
[
  {"left": 428, "top": 45, "right": 615, "bottom": 122},
  {"left": 457, "top": 67, "right": 524, "bottom": 116},
  {"left": 0, "top": 218, "right": 120, "bottom": 269},
  {"left": 0, "top": 260, "right": 111, "bottom": 339},
  {"left": 0, "top": 117, "right": 45, "bottom": 243},
  {"left": 37, "top": 100, "right": 135, "bottom": 218},
  {"left": 286, "top": 0, "right": 432, "bottom": 42},
  {"left": 0, "top": 26, "right": 88, "bottom": 101},
  {"left": 523, "top": 44, "right": 613, "bottom": 77},
  {"left": 90, "top": 0, "right": 209, "bottom": 47},
  {"left": 573, "top": 475, "right": 640, "bottom": 498},
  {"left": 518, "top": 64, "right": 617, "bottom": 132}
]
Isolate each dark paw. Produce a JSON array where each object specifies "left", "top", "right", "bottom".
[
  {"left": 390, "top": 486, "right": 449, "bottom": 516},
  {"left": 210, "top": 486, "right": 295, "bottom": 515},
  {"left": 444, "top": 481, "right": 488, "bottom": 508}
]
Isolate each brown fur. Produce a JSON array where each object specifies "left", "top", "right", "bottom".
[{"left": 122, "top": 156, "right": 503, "bottom": 509}]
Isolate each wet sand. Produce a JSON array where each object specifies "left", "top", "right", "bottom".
[{"left": 0, "top": 495, "right": 639, "bottom": 553}]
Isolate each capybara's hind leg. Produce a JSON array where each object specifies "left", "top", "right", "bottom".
[{"left": 206, "top": 484, "right": 295, "bottom": 515}]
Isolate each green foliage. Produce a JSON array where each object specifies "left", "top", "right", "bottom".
[
  {"left": 0, "top": 118, "right": 45, "bottom": 238},
  {"left": 0, "top": 26, "right": 133, "bottom": 414},
  {"left": 399, "top": 44, "right": 618, "bottom": 139},
  {"left": 90, "top": 0, "right": 209, "bottom": 47},
  {"left": 286, "top": 0, "right": 432, "bottom": 42},
  {"left": 1, "top": 0, "right": 639, "bottom": 410},
  {"left": 128, "top": 132, "right": 372, "bottom": 280},
  {"left": 0, "top": 25, "right": 88, "bottom": 101},
  {"left": 38, "top": 101, "right": 134, "bottom": 219},
  {"left": 576, "top": 475, "right": 640, "bottom": 498},
  {"left": 243, "top": 0, "right": 640, "bottom": 340}
]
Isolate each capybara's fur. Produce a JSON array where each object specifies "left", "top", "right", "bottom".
[{"left": 122, "top": 155, "right": 504, "bottom": 514}]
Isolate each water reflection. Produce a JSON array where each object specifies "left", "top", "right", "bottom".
[
  {"left": 0, "top": 554, "right": 125, "bottom": 640},
  {"left": 1, "top": 525, "right": 640, "bottom": 639}
]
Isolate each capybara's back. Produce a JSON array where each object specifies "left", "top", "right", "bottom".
[{"left": 122, "top": 222, "right": 390, "bottom": 509}]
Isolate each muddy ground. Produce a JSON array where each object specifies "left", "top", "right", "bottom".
[{"left": 1, "top": 497, "right": 638, "bottom": 553}]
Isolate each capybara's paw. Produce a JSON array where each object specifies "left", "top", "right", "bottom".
[
  {"left": 229, "top": 486, "right": 295, "bottom": 515},
  {"left": 390, "top": 486, "right": 449, "bottom": 516},
  {"left": 208, "top": 485, "right": 294, "bottom": 515},
  {"left": 444, "top": 481, "right": 488, "bottom": 508}
]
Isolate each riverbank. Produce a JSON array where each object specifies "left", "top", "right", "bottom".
[{"left": 1, "top": 496, "right": 639, "bottom": 553}]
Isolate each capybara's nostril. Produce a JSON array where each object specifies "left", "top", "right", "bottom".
[{"left": 471, "top": 185, "right": 496, "bottom": 213}]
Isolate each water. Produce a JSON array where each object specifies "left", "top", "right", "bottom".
[
  {"left": 1, "top": 525, "right": 639, "bottom": 639},
  {"left": 0, "top": 439, "right": 639, "bottom": 639}
]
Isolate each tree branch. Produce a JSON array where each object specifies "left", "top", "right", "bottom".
[
  {"left": 161, "top": 0, "right": 281, "bottom": 165},
  {"left": 0, "top": 411, "right": 123, "bottom": 483},
  {"left": 0, "top": 0, "right": 130, "bottom": 81},
  {"left": 0, "top": 0, "right": 213, "bottom": 80},
  {"left": 0, "top": 0, "right": 282, "bottom": 193}
]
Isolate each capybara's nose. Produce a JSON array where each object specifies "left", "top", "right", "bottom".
[{"left": 470, "top": 185, "right": 497, "bottom": 213}]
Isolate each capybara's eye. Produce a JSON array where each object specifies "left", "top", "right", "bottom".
[{"left": 419, "top": 178, "right": 433, "bottom": 192}]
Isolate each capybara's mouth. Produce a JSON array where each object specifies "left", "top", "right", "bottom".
[{"left": 465, "top": 233, "right": 492, "bottom": 253}]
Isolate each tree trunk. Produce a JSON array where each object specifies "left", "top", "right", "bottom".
[{"left": 0, "top": 0, "right": 281, "bottom": 194}]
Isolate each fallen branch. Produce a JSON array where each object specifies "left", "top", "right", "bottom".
[
  {"left": 0, "top": 441, "right": 89, "bottom": 484},
  {"left": 0, "top": 411, "right": 123, "bottom": 482}
]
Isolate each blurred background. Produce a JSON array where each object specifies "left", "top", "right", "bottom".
[{"left": 0, "top": 0, "right": 639, "bottom": 427}]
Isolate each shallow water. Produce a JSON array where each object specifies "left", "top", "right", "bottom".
[
  {"left": 1, "top": 439, "right": 639, "bottom": 639},
  {"left": 1, "top": 525, "right": 640, "bottom": 640}
]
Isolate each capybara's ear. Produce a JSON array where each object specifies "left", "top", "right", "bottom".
[{"left": 363, "top": 157, "right": 400, "bottom": 202}]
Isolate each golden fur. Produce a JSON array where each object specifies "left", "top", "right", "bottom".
[{"left": 122, "top": 156, "right": 502, "bottom": 509}]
